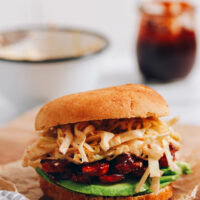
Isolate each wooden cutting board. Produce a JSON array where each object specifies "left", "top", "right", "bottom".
[
  {"left": 0, "top": 109, "right": 200, "bottom": 165},
  {"left": 0, "top": 109, "right": 38, "bottom": 164}
]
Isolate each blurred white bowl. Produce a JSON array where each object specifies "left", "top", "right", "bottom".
[{"left": 0, "top": 27, "right": 109, "bottom": 110}]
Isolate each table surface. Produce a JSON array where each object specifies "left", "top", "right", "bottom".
[{"left": 0, "top": 0, "right": 200, "bottom": 126}]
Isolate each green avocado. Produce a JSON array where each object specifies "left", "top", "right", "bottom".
[{"left": 36, "top": 161, "right": 191, "bottom": 197}]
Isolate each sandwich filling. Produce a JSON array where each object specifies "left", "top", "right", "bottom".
[{"left": 23, "top": 117, "right": 185, "bottom": 195}]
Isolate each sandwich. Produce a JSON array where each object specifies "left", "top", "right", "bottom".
[{"left": 23, "top": 84, "right": 191, "bottom": 200}]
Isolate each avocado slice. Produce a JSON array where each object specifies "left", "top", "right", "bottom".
[{"left": 36, "top": 161, "right": 191, "bottom": 197}]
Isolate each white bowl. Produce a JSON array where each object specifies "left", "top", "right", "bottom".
[{"left": 0, "top": 28, "right": 109, "bottom": 110}]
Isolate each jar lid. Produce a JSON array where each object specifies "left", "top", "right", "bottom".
[{"left": 0, "top": 27, "right": 109, "bottom": 63}]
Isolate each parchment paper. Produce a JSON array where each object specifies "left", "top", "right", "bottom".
[
  {"left": 172, "top": 150, "right": 200, "bottom": 200},
  {"left": 0, "top": 161, "right": 43, "bottom": 200},
  {"left": 0, "top": 176, "right": 17, "bottom": 192}
]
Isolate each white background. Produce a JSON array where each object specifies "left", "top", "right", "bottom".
[{"left": 0, "top": 0, "right": 200, "bottom": 125}]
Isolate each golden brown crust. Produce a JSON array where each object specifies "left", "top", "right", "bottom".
[
  {"left": 35, "top": 84, "right": 170, "bottom": 130},
  {"left": 40, "top": 177, "right": 173, "bottom": 200}
]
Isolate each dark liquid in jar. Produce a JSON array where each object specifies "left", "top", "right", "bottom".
[{"left": 137, "top": 2, "right": 197, "bottom": 82}]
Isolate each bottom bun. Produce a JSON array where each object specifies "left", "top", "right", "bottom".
[{"left": 40, "top": 177, "right": 173, "bottom": 200}]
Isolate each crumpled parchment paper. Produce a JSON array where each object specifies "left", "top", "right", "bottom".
[
  {"left": 0, "top": 176, "right": 17, "bottom": 192},
  {"left": 0, "top": 161, "right": 43, "bottom": 200},
  {"left": 171, "top": 149, "right": 200, "bottom": 200}
]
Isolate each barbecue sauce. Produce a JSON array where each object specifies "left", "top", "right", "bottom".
[{"left": 137, "top": 2, "right": 196, "bottom": 82}]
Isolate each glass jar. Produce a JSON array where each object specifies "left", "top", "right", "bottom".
[{"left": 136, "top": 0, "right": 197, "bottom": 82}]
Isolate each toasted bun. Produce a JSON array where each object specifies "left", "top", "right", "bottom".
[
  {"left": 40, "top": 177, "right": 173, "bottom": 200},
  {"left": 35, "top": 84, "right": 169, "bottom": 130}
]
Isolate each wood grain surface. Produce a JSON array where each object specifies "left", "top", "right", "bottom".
[
  {"left": 0, "top": 109, "right": 199, "bottom": 164},
  {"left": 0, "top": 109, "right": 38, "bottom": 164}
]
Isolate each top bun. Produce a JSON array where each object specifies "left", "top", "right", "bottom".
[{"left": 35, "top": 84, "right": 170, "bottom": 130}]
